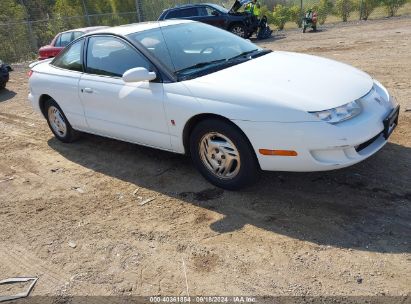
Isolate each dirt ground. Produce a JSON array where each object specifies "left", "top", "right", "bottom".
[{"left": 0, "top": 17, "right": 410, "bottom": 298}]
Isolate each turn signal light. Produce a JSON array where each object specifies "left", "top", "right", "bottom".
[
  {"left": 28, "top": 70, "right": 33, "bottom": 78},
  {"left": 259, "top": 149, "right": 298, "bottom": 156}
]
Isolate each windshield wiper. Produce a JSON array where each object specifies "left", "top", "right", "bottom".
[
  {"left": 176, "top": 59, "right": 227, "bottom": 75},
  {"left": 228, "top": 49, "right": 259, "bottom": 61},
  {"left": 176, "top": 49, "right": 272, "bottom": 81},
  {"left": 228, "top": 49, "right": 271, "bottom": 61}
]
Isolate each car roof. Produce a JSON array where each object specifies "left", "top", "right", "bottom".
[
  {"left": 84, "top": 20, "right": 194, "bottom": 36},
  {"left": 164, "top": 2, "right": 219, "bottom": 11},
  {"left": 61, "top": 26, "right": 109, "bottom": 34}
]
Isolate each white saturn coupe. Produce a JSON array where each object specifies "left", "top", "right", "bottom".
[{"left": 28, "top": 20, "right": 400, "bottom": 189}]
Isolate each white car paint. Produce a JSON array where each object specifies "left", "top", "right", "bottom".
[
  {"left": 78, "top": 74, "right": 170, "bottom": 149},
  {"left": 28, "top": 20, "right": 398, "bottom": 173}
]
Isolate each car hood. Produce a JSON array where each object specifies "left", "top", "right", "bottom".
[
  {"left": 184, "top": 51, "right": 373, "bottom": 113},
  {"left": 229, "top": 0, "right": 252, "bottom": 13}
]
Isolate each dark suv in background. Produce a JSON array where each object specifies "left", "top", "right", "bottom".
[
  {"left": 158, "top": 2, "right": 256, "bottom": 38},
  {"left": 0, "top": 60, "right": 10, "bottom": 90}
]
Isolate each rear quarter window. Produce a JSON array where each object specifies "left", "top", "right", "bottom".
[{"left": 52, "top": 39, "right": 84, "bottom": 72}]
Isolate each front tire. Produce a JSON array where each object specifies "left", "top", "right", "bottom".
[
  {"left": 45, "top": 99, "right": 79, "bottom": 143},
  {"left": 229, "top": 24, "right": 247, "bottom": 38},
  {"left": 189, "top": 119, "right": 259, "bottom": 190}
]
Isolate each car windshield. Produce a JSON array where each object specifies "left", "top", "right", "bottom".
[{"left": 128, "top": 22, "right": 267, "bottom": 80}]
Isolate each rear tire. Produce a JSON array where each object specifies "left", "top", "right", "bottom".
[
  {"left": 45, "top": 99, "right": 79, "bottom": 143},
  {"left": 189, "top": 119, "right": 259, "bottom": 190}
]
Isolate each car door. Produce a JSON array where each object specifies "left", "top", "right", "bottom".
[{"left": 78, "top": 35, "right": 171, "bottom": 150}]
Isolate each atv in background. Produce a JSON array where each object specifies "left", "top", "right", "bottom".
[{"left": 303, "top": 10, "right": 318, "bottom": 33}]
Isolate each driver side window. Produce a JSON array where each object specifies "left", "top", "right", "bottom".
[
  {"left": 206, "top": 7, "right": 219, "bottom": 16},
  {"left": 198, "top": 6, "right": 219, "bottom": 16},
  {"left": 86, "top": 36, "right": 152, "bottom": 77}
]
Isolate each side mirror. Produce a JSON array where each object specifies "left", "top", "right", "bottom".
[
  {"left": 211, "top": 10, "right": 219, "bottom": 16},
  {"left": 122, "top": 67, "right": 157, "bottom": 83}
]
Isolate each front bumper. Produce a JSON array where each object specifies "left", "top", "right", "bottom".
[{"left": 235, "top": 92, "right": 399, "bottom": 172}]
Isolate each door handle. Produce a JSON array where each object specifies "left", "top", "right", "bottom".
[{"left": 83, "top": 88, "right": 93, "bottom": 93}]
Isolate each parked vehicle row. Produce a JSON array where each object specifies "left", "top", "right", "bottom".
[
  {"left": 36, "top": 1, "right": 272, "bottom": 64},
  {"left": 28, "top": 20, "right": 399, "bottom": 189},
  {"left": 38, "top": 26, "right": 108, "bottom": 60},
  {"left": 36, "top": 2, "right": 270, "bottom": 63},
  {"left": 158, "top": 1, "right": 257, "bottom": 38}
]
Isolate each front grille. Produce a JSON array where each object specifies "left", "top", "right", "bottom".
[{"left": 355, "top": 132, "right": 382, "bottom": 152}]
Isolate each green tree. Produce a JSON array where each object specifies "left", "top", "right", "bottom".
[
  {"left": 289, "top": 5, "right": 303, "bottom": 27},
  {"left": 317, "top": 0, "right": 334, "bottom": 24},
  {"left": 334, "top": 0, "right": 355, "bottom": 21},
  {"left": 381, "top": 0, "right": 408, "bottom": 16},
  {"left": 358, "top": 0, "right": 380, "bottom": 20},
  {"left": 272, "top": 4, "right": 290, "bottom": 30},
  {"left": 0, "top": 0, "right": 32, "bottom": 62}
]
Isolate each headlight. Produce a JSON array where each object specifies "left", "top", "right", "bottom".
[{"left": 309, "top": 100, "right": 362, "bottom": 124}]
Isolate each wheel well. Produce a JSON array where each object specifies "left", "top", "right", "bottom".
[
  {"left": 39, "top": 94, "right": 52, "bottom": 118},
  {"left": 182, "top": 114, "right": 258, "bottom": 165}
]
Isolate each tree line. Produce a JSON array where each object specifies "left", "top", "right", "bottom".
[
  {"left": 0, "top": 0, "right": 410, "bottom": 62},
  {"left": 259, "top": 0, "right": 410, "bottom": 30}
]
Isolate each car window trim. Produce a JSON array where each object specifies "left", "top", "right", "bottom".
[
  {"left": 125, "top": 30, "right": 177, "bottom": 83},
  {"left": 59, "top": 32, "right": 73, "bottom": 48},
  {"left": 83, "top": 34, "right": 163, "bottom": 82},
  {"left": 72, "top": 31, "right": 84, "bottom": 39},
  {"left": 50, "top": 37, "right": 85, "bottom": 73},
  {"left": 54, "top": 34, "right": 61, "bottom": 47}
]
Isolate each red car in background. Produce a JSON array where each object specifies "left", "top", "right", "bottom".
[{"left": 38, "top": 26, "right": 108, "bottom": 60}]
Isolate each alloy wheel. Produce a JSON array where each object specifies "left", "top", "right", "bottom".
[
  {"left": 199, "top": 132, "right": 241, "bottom": 180},
  {"left": 48, "top": 106, "right": 67, "bottom": 137}
]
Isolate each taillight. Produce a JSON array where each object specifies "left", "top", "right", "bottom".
[{"left": 28, "top": 70, "right": 33, "bottom": 78}]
